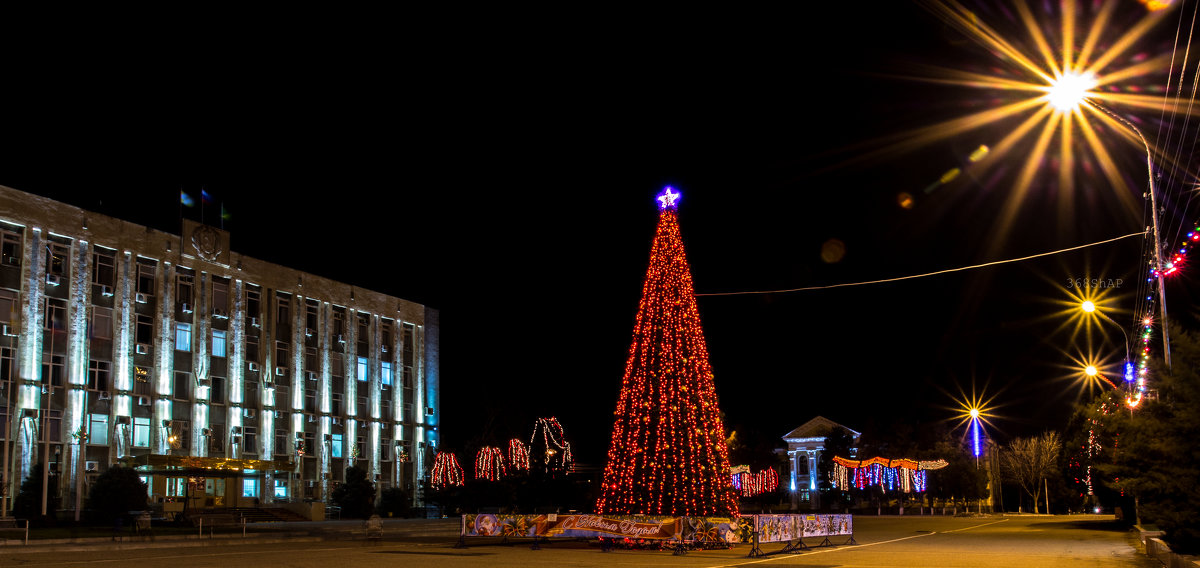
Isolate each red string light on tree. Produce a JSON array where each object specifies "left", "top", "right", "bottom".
[
  {"left": 731, "top": 466, "right": 779, "bottom": 497},
  {"left": 508, "top": 438, "right": 530, "bottom": 472},
  {"left": 475, "top": 446, "right": 507, "bottom": 481},
  {"left": 595, "top": 188, "right": 739, "bottom": 518},
  {"left": 431, "top": 451, "right": 465, "bottom": 490}
]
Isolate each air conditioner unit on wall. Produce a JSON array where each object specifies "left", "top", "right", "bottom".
[
  {"left": 101, "top": 285, "right": 114, "bottom": 297},
  {"left": 45, "top": 274, "right": 61, "bottom": 286},
  {"left": 135, "top": 343, "right": 149, "bottom": 355},
  {"left": 213, "top": 309, "right": 229, "bottom": 319},
  {"left": 244, "top": 408, "right": 256, "bottom": 418},
  {"left": 98, "top": 391, "right": 111, "bottom": 401},
  {"left": 250, "top": 316, "right": 260, "bottom": 328},
  {"left": 247, "top": 362, "right": 260, "bottom": 372},
  {"left": 85, "top": 461, "right": 100, "bottom": 472},
  {"left": 135, "top": 293, "right": 148, "bottom": 304},
  {"left": 137, "top": 396, "right": 151, "bottom": 406},
  {"left": 275, "top": 367, "right": 287, "bottom": 376}
]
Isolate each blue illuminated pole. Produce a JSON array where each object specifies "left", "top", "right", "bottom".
[{"left": 969, "top": 408, "right": 981, "bottom": 468}]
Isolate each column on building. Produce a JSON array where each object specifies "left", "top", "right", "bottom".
[
  {"left": 15, "top": 227, "right": 45, "bottom": 483},
  {"left": 64, "top": 237, "right": 91, "bottom": 510}
]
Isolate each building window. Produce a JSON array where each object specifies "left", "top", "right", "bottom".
[
  {"left": 276, "top": 294, "right": 289, "bottom": 324},
  {"left": 0, "top": 289, "right": 18, "bottom": 326},
  {"left": 174, "top": 371, "right": 191, "bottom": 400},
  {"left": 275, "top": 341, "right": 289, "bottom": 368},
  {"left": 242, "top": 472, "right": 259, "bottom": 498},
  {"left": 1, "top": 347, "right": 15, "bottom": 385},
  {"left": 133, "top": 417, "right": 150, "bottom": 447},
  {"left": 357, "top": 356, "right": 368, "bottom": 382},
  {"left": 332, "top": 393, "right": 343, "bottom": 416},
  {"left": 275, "top": 385, "right": 289, "bottom": 408},
  {"left": 211, "top": 376, "right": 225, "bottom": 404},
  {"left": 167, "top": 477, "right": 186, "bottom": 497},
  {"left": 212, "top": 330, "right": 227, "bottom": 358},
  {"left": 87, "top": 360, "right": 111, "bottom": 391},
  {"left": 42, "top": 352, "right": 64, "bottom": 387},
  {"left": 381, "top": 361, "right": 392, "bottom": 389},
  {"left": 175, "top": 323, "right": 191, "bottom": 351},
  {"left": 135, "top": 315, "right": 153, "bottom": 346},
  {"left": 275, "top": 429, "right": 288, "bottom": 456},
  {"left": 332, "top": 433, "right": 343, "bottom": 458},
  {"left": 176, "top": 273, "right": 194, "bottom": 307},
  {"left": 246, "top": 335, "right": 259, "bottom": 363},
  {"left": 243, "top": 427, "right": 257, "bottom": 455},
  {"left": 305, "top": 300, "right": 318, "bottom": 333},
  {"left": 88, "top": 413, "right": 109, "bottom": 445},
  {"left": 305, "top": 346, "right": 317, "bottom": 374},
  {"left": 0, "top": 230, "right": 21, "bottom": 267},
  {"left": 246, "top": 287, "right": 261, "bottom": 319},
  {"left": 136, "top": 261, "right": 156, "bottom": 296},
  {"left": 274, "top": 479, "right": 287, "bottom": 499},
  {"left": 245, "top": 381, "right": 259, "bottom": 406},
  {"left": 90, "top": 307, "right": 113, "bottom": 340},
  {"left": 92, "top": 247, "right": 115, "bottom": 287},
  {"left": 45, "top": 242, "right": 68, "bottom": 277},
  {"left": 332, "top": 310, "right": 345, "bottom": 339},
  {"left": 44, "top": 297, "right": 66, "bottom": 331},
  {"left": 213, "top": 279, "right": 229, "bottom": 315},
  {"left": 357, "top": 436, "right": 366, "bottom": 460},
  {"left": 304, "top": 389, "right": 316, "bottom": 413},
  {"left": 381, "top": 320, "right": 393, "bottom": 352}
]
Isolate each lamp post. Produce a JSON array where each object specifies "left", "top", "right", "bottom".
[{"left": 1083, "top": 99, "right": 1171, "bottom": 370}]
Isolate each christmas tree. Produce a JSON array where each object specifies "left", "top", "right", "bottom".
[{"left": 595, "top": 188, "right": 739, "bottom": 517}]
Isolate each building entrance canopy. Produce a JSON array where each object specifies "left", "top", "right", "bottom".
[{"left": 120, "top": 454, "right": 294, "bottom": 478}]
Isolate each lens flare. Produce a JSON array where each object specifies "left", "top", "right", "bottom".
[{"left": 1046, "top": 71, "right": 1098, "bottom": 112}]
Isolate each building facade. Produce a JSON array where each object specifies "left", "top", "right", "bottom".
[
  {"left": 0, "top": 185, "right": 439, "bottom": 516},
  {"left": 781, "top": 416, "right": 859, "bottom": 510}
]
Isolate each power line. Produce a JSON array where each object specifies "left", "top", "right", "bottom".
[{"left": 695, "top": 232, "right": 1146, "bottom": 297}]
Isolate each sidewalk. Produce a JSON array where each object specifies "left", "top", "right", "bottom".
[{"left": 0, "top": 518, "right": 462, "bottom": 554}]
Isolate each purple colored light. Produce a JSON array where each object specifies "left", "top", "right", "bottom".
[
  {"left": 656, "top": 186, "right": 681, "bottom": 210},
  {"left": 972, "top": 419, "right": 981, "bottom": 458}
]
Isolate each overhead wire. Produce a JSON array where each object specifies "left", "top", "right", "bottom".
[{"left": 695, "top": 232, "right": 1145, "bottom": 297}]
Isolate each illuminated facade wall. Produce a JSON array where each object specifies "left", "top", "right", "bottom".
[
  {"left": 781, "top": 416, "right": 860, "bottom": 510},
  {"left": 0, "top": 185, "right": 440, "bottom": 511}
]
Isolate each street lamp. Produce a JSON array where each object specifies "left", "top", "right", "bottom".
[{"left": 1085, "top": 99, "right": 1171, "bottom": 370}]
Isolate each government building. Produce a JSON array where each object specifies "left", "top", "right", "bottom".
[{"left": 0, "top": 184, "right": 440, "bottom": 519}]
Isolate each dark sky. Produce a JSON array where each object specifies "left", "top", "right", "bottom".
[{"left": 4, "top": 2, "right": 1199, "bottom": 465}]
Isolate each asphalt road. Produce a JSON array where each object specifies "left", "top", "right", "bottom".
[{"left": 0, "top": 515, "right": 1158, "bottom": 568}]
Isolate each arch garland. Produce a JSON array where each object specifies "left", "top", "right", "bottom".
[{"left": 831, "top": 456, "right": 948, "bottom": 493}]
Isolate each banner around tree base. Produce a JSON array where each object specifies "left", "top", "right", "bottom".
[{"left": 460, "top": 513, "right": 853, "bottom": 545}]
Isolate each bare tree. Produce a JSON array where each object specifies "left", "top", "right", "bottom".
[{"left": 1000, "top": 431, "right": 1061, "bottom": 514}]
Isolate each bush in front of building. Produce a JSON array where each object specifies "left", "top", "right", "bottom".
[
  {"left": 13, "top": 463, "right": 60, "bottom": 523},
  {"left": 86, "top": 465, "right": 149, "bottom": 524},
  {"left": 376, "top": 487, "right": 411, "bottom": 518},
  {"left": 332, "top": 466, "right": 376, "bottom": 519}
]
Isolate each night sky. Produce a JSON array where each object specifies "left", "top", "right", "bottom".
[{"left": 4, "top": 2, "right": 1200, "bottom": 467}]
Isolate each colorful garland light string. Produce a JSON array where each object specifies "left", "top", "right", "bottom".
[
  {"left": 831, "top": 456, "right": 948, "bottom": 493},
  {"left": 1132, "top": 223, "right": 1198, "bottom": 407},
  {"left": 730, "top": 466, "right": 779, "bottom": 497}
]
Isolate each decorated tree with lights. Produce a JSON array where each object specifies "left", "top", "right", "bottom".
[{"left": 595, "top": 188, "right": 739, "bottom": 517}]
